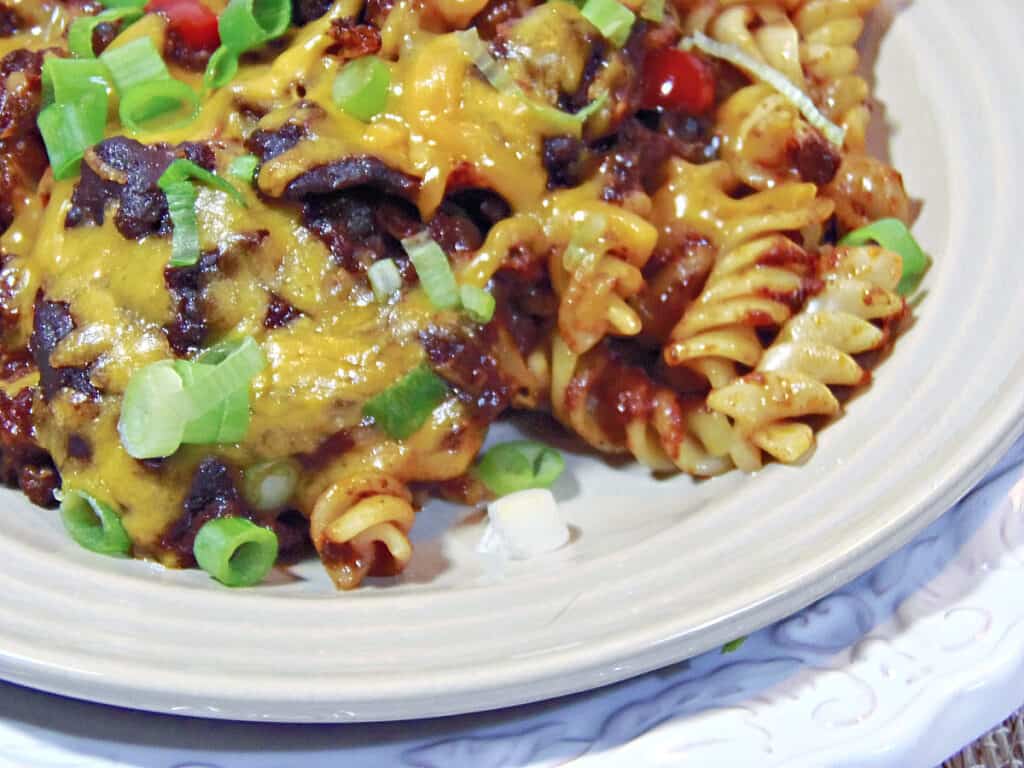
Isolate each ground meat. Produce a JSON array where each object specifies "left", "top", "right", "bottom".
[
  {"left": 245, "top": 121, "right": 309, "bottom": 162},
  {"left": 160, "top": 457, "right": 248, "bottom": 562},
  {"left": 361, "top": 0, "right": 394, "bottom": 27},
  {"left": 0, "top": 387, "right": 59, "bottom": 507},
  {"left": 270, "top": 509, "right": 313, "bottom": 563},
  {"left": 298, "top": 429, "right": 355, "bottom": 471},
  {"left": 421, "top": 328, "right": 511, "bottom": 424},
  {"left": 66, "top": 138, "right": 176, "bottom": 239},
  {"left": 66, "top": 433, "right": 92, "bottom": 461},
  {"left": 0, "top": 4, "right": 21, "bottom": 37},
  {"left": 90, "top": 21, "right": 118, "bottom": 56},
  {"left": 264, "top": 292, "right": 301, "bottom": 329},
  {"left": 445, "top": 188, "right": 511, "bottom": 234},
  {"left": 542, "top": 135, "right": 586, "bottom": 190},
  {"left": 791, "top": 130, "right": 841, "bottom": 187},
  {"left": 303, "top": 189, "right": 411, "bottom": 274},
  {"left": 428, "top": 201, "right": 484, "bottom": 254},
  {"left": 281, "top": 156, "right": 419, "bottom": 202},
  {"left": 165, "top": 28, "right": 215, "bottom": 71},
  {"left": 164, "top": 249, "right": 219, "bottom": 356},
  {"left": 292, "top": 0, "right": 333, "bottom": 25},
  {"left": 29, "top": 295, "right": 99, "bottom": 401},
  {"left": 327, "top": 18, "right": 381, "bottom": 61},
  {"left": 471, "top": 0, "right": 522, "bottom": 40},
  {"left": 0, "top": 49, "right": 48, "bottom": 235},
  {"left": 601, "top": 118, "right": 679, "bottom": 201}
]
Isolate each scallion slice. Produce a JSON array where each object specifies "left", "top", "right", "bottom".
[
  {"left": 179, "top": 336, "right": 267, "bottom": 422},
  {"left": 59, "top": 490, "right": 132, "bottom": 556},
  {"left": 204, "top": 46, "right": 240, "bottom": 90},
  {"left": 204, "top": 0, "right": 291, "bottom": 89},
  {"left": 580, "top": 0, "right": 635, "bottom": 47},
  {"left": 68, "top": 8, "right": 143, "bottom": 58},
  {"left": 175, "top": 361, "right": 251, "bottom": 444},
  {"left": 97, "top": 0, "right": 146, "bottom": 7},
  {"left": 228, "top": 153, "right": 260, "bottom": 182},
  {"left": 100, "top": 36, "right": 169, "bottom": 93},
  {"left": 118, "top": 79, "right": 200, "bottom": 134},
  {"left": 193, "top": 517, "right": 279, "bottom": 587},
  {"left": 117, "top": 360, "right": 190, "bottom": 459},
  {"left": 333, "top": 55, "right": 390, "bottom": 122},
  {"left": 362, "top": 363, "right": 448, "bottom": 440},
  {"left": 721, "top": 637, "right": 747, "bottom": 654},
  {"left": 839, "top": 218, "right": 929, "bottom": 295},
  {"left": 681, "top": 31, "right": 846, "bottom": 147},
  {"left": 41, "top": 57, "right": 111, "bottom": 105},
  {"left": 242, "top": 459, "right": 300, "bottom": 511},
  {"left": 367, "top": 258, "right": 403, "bottom": 303},
  {"left": 37, "top": 88, "right": 109, "bottom": 180},
  {"left": 402, "top": 231, "right": 459, "bottom": 310},
  {"left": 159, "top": 158, "right": 247, "bottom": 206},
  {"left": 475, "top": 440, "right": 565, "bottom": 497},
  {"left": 163, "top": 180, "right": 200, "bottom": 267},
  {"left": 459, "top": 284, "right": 495, "bottom": 324}
]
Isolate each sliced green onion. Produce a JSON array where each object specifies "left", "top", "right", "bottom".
[
  {"left": 563, "top": 213, "right": 607, "bottom": 271},
  {"left": 242, "top": 459, "right": 300, "bottom": 511},
  {"left": 100, "top": 36, "right": 169, "bottom": 93},
  {"left": 59, "top": 490, "right": 132, "bottom": 556},
  {"left": 193, "top": 517, "right": 279, "bottom": 587},
  {"left": 721, "top": 636, "right": 747, "bottom": 653},
  {"left": 402, "top": 231, "right": 459, "bottom": 310},
  {"left": 68, "top": 8, "right": 143, "bottom": 58},
  {"left": 475, "top": 440, "right": 565, "bottom": 497},
  {"left": 180, "top": 336, "right": 267, "bottom": 421},
  {"left": 640, "top": 0, "right": 664, "bottom": 23},
  {"left": 228, "top": 154, "right": 260, "bottom": 182},
  {"left": 41, "top": 57, "right": 111, "bottom": 105},
  {"left": 459, "top": 284, "right": 495, "bottom": 324},
  {"left": 681, "top": 31, "right": 846, "bottom": 147},
  {"left": 159, "top": 159, "right": 247, "bottom": 206},
  {"left": 163, "top": 180, "right": 200, "bottom": 267},
  {"left": 204, "top": 46, "right": 240, "bottom": 90},
  {"left": 118, "top": 79, "right": 200, "bottom": 134},
  {"left": 839, "top": 218, "right": 929, "bottom": 296},
  {"left": 362, "top": 363, "right": 448, "bottom": 440},
  {"left": 218, "top": 0, "right": 291, "bottom": 51},
  {"left": 455, "top": 28, "right": 604, "bottom": 137},
  {"left": 175, "top": 361, "right": 251, "bottom": 444},
  {"left": 97, "top": 0, "right": 146, "bottom": 8},
  {"left": 333, "top": 55, "right": 390, "bottom": 122},
  {"left": 117, "top": 360, "right": 190, "bottom": 459},
  {"left": 367, "top": 258, "right": 402, "bottom": 303},
  {"left": 580, "top": 0, "right": 635, "bottom": 47},
  {"left": 37, "top": 88, "right": 109, "bottom": 180}
]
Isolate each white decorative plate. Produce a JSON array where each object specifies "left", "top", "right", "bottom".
[
  {"left": 1, "top": 0, "right": 1023, "bottom": 722},
  {"left": 3, "top": 438, "right": 1024, "bottom": 768}
]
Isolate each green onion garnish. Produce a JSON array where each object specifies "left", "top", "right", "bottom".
[
  {"left": 37, "top": 88, "right": 108, "bottom": 180},
  {"left": 100, "top": 37, "right": 170, "bottom": 93},
  {"left": 162, "top": 180, "right": 200, "bottom": 267},
  {"left": 639, "top": 0, "right": 664, "bottom": 23},
  {"left": 228, "top": 154, "right": 260, "bottom": 182},
  {"left": 401, "top": 231, "right": 459, "bottom": 310},
  {"left": 96, "top": 0, "right": 146, "bottom": 7},
  {"left": 193, "top": 517, "right": 279, "bottom": 587},
  {"left": 204, "top": 0, "right": 291, "bottom": 90},
  {"left": 118, "top": 79, "right": 200, "bottom": 133},
  {"left": 474, "top": 440, "right": 565, "bottom": 497},
  {"left": 41, "top": 57, "right": 111, "bottom": 105},
  {"left": 367, "top": 258, "right": 403, "bottom": 303},
  {"left": 721, "top": 636, "right": 747, "bottom": 654},
  {"left": 333, "top": 55, "right": 390, "bottom": 122},
  {"left": 459, "top": 284, "right": 495, "bottom": 324},
  {"left": 117, "top": 360, "right": 189, "bottom": 459},
  {"left": 580, "top": 0, "right": 635, "bottom": 47},
  {"left": 160, "top": 158, "right": 247, "bottom": 206},
  {"left": 242, "top": 459, "right": 300, "bottom": 511},
  {"left": 839, "top": 218, "right": 930, "bottom": 296},
  {"left": 117, "top": 338, "right": 266, "bottom": 458},
  {"left": 68, "top": 8, "right": 143, "bottom": 58},
  {"left": 362, "top": 363, "right": 448, "bottom": 440},
  {"left": 59, "top": 490, "right": 132, "bottom": 556}
]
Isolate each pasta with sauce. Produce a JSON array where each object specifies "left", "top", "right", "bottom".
[{"left": 0, "top": 0, "right": 920, "bottom": 589}]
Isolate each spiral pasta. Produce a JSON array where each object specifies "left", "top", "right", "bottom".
[
  {"left": 707, "top": 243, "right": 905, "bottom": 463},
  {"left": 310, "top": 473, "right": 416, "bottom": 590}
]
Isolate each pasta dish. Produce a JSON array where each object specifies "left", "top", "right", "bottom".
[{"left": 0, "top": 0, "right": 923, "bottom": 588}]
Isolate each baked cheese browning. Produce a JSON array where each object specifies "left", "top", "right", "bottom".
[{"left": 0, "top": 0, "right": 916, "bottom": 587}]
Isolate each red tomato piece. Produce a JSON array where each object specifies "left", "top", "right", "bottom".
[
  {"left": 145, "top": 0, "right": 220, "bottom": 51},
  {"left": 640, "top": 48, "right": 715, "bottom": 114}
]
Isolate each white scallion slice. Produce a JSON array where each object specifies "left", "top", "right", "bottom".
[
  {"left": 401, "top": 231, "right": 459, "bottom": 310},
  {"left": 479, "top": 488, "right": 569, "bottom": 560},
  {"left": 680, "top": 31, "right": 846, "bottom": 147},
  {"left": 367, "top": 258, "right": 403, "bottom": 303}
]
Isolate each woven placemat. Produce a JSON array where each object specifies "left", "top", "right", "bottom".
[{"left": 942, "top": 708, "right": 1024, "bottom": 768}]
